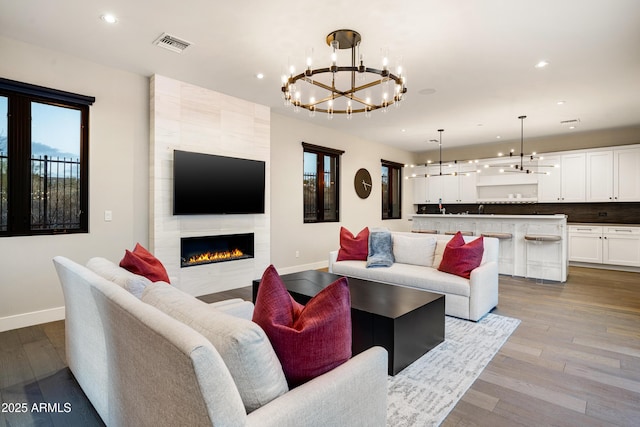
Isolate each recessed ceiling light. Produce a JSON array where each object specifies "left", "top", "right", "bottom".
[
  {"left": 101, "top": 14, "right": 118, "bottom": 24},
  {"left": 256, "top": 73, "right": 264, "bottom": 79},
  {"left": 496, "top": 135, "right": 501, "bottom": 139},
  {"left": 535, "top": 60, "right": 549, "bottom": 68},
  {"left": 557, "top": 100, "right": 566, "bottom": 105},
  {"left": 401, "top": 129, "right": 406, "bottom": 133}
]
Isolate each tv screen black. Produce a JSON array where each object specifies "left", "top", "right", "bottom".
[{"left": 173, "top": 150, "right": 265, "bottom": 215}]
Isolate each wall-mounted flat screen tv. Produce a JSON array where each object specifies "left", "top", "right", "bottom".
[{"left": 173, "top": 150, "right": 265, "bottom": 215}]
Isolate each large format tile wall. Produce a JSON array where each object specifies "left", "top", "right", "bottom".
[{"left": 149, "top": 75, "right": 270, "bottom": 296}]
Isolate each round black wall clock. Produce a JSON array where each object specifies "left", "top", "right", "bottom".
[{"left": 354, "top": 168, "right": 372, "bottom": 199}]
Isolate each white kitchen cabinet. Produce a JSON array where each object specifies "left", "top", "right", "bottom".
[
  {"left": 613, "top": 146, "right": 640, "bottom": 201},
  {"left": 538, "top": 153, "right": 585, "bottom": 202},
  {"left": 411, "top": 166, "right": 428, "bottom": 204},
  {"left": 426, "top": 163, "right": 476, "bottom": 204},
  {"left": 568, "top": 224, "right": 640, "bottom": 267},
  {"left": 586, "top": 151, "right": 614, "bottom": 202},
  {"left": 457, "top": 163, "right": 478, "bottom": 203},
  {"left": 538, "top": 155, "right": 562, "bottom": 202},
  {"left": 603, "top": 226, "right": 640, "bottom": 266},
  {"left": 568, "top": 225, "right": 603, "bottom": 263}
]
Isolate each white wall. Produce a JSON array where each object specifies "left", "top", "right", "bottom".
[
  {"left": 0, "top": 36, "right": 149, "bottom": 331},
  {"left": 0, "top": 36, "right": 416, "bottom": 330},
  {"left": 270, "top": 112, "right": 415, "bottom": 273}
]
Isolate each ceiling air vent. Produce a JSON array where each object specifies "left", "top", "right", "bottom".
[
  {"left": 153, "top": 33, "right": 191, "bottom": 53},
  {"left": 560, "top": 118, "right": 581, "bottom": 129}
]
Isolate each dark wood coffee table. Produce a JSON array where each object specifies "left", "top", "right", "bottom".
[{"left": 252, "top": 270, "right": 445, "bottom": 375}]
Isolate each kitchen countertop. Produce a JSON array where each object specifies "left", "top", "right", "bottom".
[
  {"left": 569, "top": 222, "right": 639, "bottom": 227},
  {"left": 413, "top": 214, "right": 567, "bottom": 220}
]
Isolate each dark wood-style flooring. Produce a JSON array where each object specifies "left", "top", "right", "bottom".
[{"left": 1, "top": 266, "right": 639, "bottom": 426}]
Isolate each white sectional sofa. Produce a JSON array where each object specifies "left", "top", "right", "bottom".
[
  {"left": 329, "top": 232, "right": 499, "bottom": 321},
  {"left": 53, "top": 256, "right": 388, "bottom": 427}
]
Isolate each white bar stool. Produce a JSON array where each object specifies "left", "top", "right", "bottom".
[
  {"left": 481, "top": 224, "right": 515, "bottom": 275},
  {"left": 444, "top": 230, "right": 474, "bottom": 236},
  {"left": 524, "top": 226, "right": 562, "bottom": 283}
]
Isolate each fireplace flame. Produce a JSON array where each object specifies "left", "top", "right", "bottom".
[{"left": 186, "top": 248, "right": 245, "bottom": 265}]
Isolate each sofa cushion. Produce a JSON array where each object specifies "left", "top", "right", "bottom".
[
  {"left": 86, "top": 257, "right": 151, "bottom": 298},
  {"left": 366, "top": 229, "right": 395, "bottom": 268},
  {"left": 337, "top": 227, "right": 369, "bottom": 261},
  {"left": 252, "top": 265, "right": 352, "bottom": 388},
  {"left": 332, "top": 260, "right": 472, "bottom": 297},
  {"left": 393, "top": 234, "right": 437, "bottom": 267},
  {"left": 438, "top": 232, "right": 485, "bottom": 279},
  {"left": 141, "top": 282, "right": 288, "bottom": 413},
  {"left": 119, "top": 243, "right": 170, "bottom": 283}
]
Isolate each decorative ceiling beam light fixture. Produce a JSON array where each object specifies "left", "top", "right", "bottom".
[
  {"left": 407, "top": 130, "right": 481, "bottom": 179},
  {"left": 429, "top": 129, "right": 458, "bottom": 177},
  {"left": 281, "top": 29, "right": 407, "bottom": 118},
  {"left": 503, "top": 115, "right": 555, "bottom": 175}
]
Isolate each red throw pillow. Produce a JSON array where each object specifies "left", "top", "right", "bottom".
[
  {"left": 119, "top": 243, "right": 171, "bottom": 283},
  {"left": 336, "top": 227, "right": 369, "bottom": 261},
  {"left": 438, "top": 232, "right": 484, "bottom": 279},
  {"left": 252, "top": 265, "right": 352, "bottom": 387}
]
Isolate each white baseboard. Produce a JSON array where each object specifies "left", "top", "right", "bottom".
[
  {"left": 276, "top": 260, "right": 328, "bottom": 275},
  {"left": 570, "top": 261, "right": 640, "bottom": 274},
  {"left": 0, "top": 306, "right": 65, "bottom": 332}
]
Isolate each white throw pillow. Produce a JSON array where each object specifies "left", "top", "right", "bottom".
[
  {"left": 86, "top": 257, "right": 150, "bottom": 298},
  {"left": 432, "top": 240, "right": 449, "bottom": 268},
  {"left": 141, "top": 283, "right": 288, "bottom": 413},
  {"left": 393, "top": 234, "right": 437, "bottom": 267}
]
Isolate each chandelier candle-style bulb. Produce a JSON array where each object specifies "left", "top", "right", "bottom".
[{"left": 281, "top": 29, "right": 407, "bottom": 116}]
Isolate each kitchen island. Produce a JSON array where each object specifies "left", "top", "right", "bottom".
[{"left": 412, "top": 214, "right": 568, "bottom": 282}]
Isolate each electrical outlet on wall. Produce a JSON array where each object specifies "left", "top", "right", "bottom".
[{"left": 295, "top": 250, "right": 300, "bottom": 258}]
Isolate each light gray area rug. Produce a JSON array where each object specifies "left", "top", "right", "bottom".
[{"left": 387, "top": 313, "right": 521, "bottom": 426}]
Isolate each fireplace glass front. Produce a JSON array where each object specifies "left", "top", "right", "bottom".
[{"left": 180, "top": 233, "right": 254, "bottom": 268}]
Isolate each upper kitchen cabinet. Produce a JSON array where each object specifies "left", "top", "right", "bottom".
[
  {"left": 586, "top": 150, "right": 614, "bottom": 202},
  {"left": 585, "top": 146, "right": 640, "bottom": 202},
  {"left": 426, "top": 163, "right": 477, "bottom": 204},
  {"left": 411, "top": 165, "right": 429, "bottom": 204},
  {"left": 613, "top": 146, "right": 640, "bottom": 201},
  {"left": 538, "top": 153, "right": 586, "bottom": 202}
]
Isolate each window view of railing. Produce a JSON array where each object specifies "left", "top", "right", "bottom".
[
  {"left": 31, "top": 155, "right": 81, "bottom": 230},
  {"left": 382, "top": 167, "right": 390, "bottom": 218},
  {"left": 0, "top": 152, "right": 7, "bottom": 231},
  {"left": 303, "top": 170, "right": 337, "bottom": 222},
  {"left": 382, "top": 160, "right": 402, "bottom": 220},
  {"left": 302, "top": 143, "right": 343, "bottom": 223},
  {"left": 0, "top": 78, "right": 93, "bottom": 236},
  {"left": 303, "top": 171, "right": 317, "bottom": 222}
]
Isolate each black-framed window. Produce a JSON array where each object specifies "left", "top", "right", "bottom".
[
  {"left": 303, "top": 142, "right": 344, "bottom": 223},
  {"left": 0, "top": 78, "right": 94, "bottom": 236},
  {"left": 382, "top": 159, "right": 403, "bottom": 219}
]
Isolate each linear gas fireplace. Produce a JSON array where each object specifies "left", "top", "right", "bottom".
[{"left": 180, "top": 233, "right": 254, "bottom": 268}]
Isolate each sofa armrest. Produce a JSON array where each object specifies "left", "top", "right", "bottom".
[
  {"left": 246, "top": 346, "right": 388, "bottom": 427},
  {"left": 468, "top": 260, "right": 499, "bottom": 321},
  {"left": 328, "top": 250, "right": 339, "bottom": 273}
]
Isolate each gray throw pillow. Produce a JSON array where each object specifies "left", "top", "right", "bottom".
[{"left": 366, "top": 230, "right": 395, "bottom": 268}]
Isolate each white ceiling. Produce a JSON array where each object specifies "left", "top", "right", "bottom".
[{"left": 2, "top": 0, "right": 639, "bottom": 152}]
